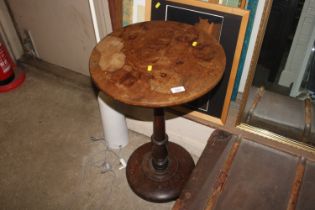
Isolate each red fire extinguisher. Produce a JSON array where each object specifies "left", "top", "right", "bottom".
[
  {"left": 0, "top": 41, "right": 15, "bottom": 85},
  {"left": 0, "top": 41, "right": 25, "bottom": 92}
]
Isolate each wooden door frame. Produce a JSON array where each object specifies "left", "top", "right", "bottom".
[{"left": 108, "top": 0, "right": 123, "bottom": 31}]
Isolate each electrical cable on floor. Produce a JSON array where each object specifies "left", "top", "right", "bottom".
[
  {"left": 89, "top": 136, "right": 126, "bottom": 172},
  {"left": 79, "top": 135, "right": 127, "bottom": 206}
]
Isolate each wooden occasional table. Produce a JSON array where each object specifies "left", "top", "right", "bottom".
[{"left": 89, "top": 21, "right": 226, "bottom": 203}]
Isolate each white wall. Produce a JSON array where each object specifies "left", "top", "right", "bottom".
[
  {"left": 279, "top": 0, "right": 315, "bottom": 88},
  {"left": 7, "top": 0, "right": 97, "bottom": 75}
]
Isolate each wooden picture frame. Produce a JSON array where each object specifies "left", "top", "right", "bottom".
[{"left": 145, "top": 0, "right": 249, "bottom": 125}]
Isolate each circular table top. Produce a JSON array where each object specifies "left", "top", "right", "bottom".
[{"left": 89, "top": 21, "right": 226, "bottom": 108}]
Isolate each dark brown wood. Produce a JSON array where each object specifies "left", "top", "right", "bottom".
[
  {"left": 151, "top": 108, "right": 168, "bottom": 170},
  {"left": 205, "top": 138, "right": 241, "bottom": 210},
  {"left": 89, "top": 20, "right": 225, "bottom": 203},
  {"left": 296, "top": 161, "right": 315, "bottom": 209},
  {"left": 173, "top": 130, "right": 236, "bottom": 210},
  {"left": 211, "top": 139, "right": 299, "bottom": 210},
  {"left": 125, "top": 108, "right": 195, "bottom": 202},
  {"left": 107, "top": 0, "right": 123, "bottom": 31},
  {"left": 303, "top": 98, "right": 312, "bottom": 142},
  {"left": 126, "top": 141, "right": 195, "bottom": 202},
  {"left": 89, "top": 21, "right": 226, "bottom": 108},
  {"left": 174, "top": 130, "right": 312, "bottom": 210}
]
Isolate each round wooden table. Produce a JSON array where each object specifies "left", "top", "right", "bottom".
[{"left": 89, "top": 21, "right": 226, "bottom": 203}]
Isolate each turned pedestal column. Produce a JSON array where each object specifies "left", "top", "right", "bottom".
[{"left": 126, "top": 108, "right": 195, "bottom": 202}]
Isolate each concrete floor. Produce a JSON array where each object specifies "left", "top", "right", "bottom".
[{"left": 0, "top": 62, "right": 175, "bottom": 209}]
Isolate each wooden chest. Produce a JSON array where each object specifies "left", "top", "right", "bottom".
[
  {"left": 244, "top": 87, "right": 314, "bottom": 144},
  {"left": 173, "top": 130, "right": 315, "bottom": 210}
]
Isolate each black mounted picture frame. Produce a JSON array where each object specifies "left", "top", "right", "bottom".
[{"left": 145, "top": 0, "right": 249, "bottom": 124}]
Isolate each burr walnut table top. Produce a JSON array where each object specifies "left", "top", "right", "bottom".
[{"left": 89, "top": 21, "right": 226, "bottom": 108}]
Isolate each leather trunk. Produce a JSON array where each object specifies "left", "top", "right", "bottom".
[{"left": 173, "top": 130, "right": 315, "bottom": 210}]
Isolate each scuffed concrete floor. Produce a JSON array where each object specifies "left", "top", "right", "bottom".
[{"left": 0, "top": 62, "right": 174, "bottom": 209}]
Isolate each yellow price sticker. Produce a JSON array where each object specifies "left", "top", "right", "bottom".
[
  {"left": 147, "top": 65, "right": 153, "bottom": 72},
  {"left": 192, "top": 41, "right": 198, "bottom": 47},
  {"left": 155, "top": 2, "right": 161, "bottom": 9}
]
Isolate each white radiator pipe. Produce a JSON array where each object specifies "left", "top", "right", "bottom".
[{"left": 98, "top": 92, "right": 129, "bottom": 149}]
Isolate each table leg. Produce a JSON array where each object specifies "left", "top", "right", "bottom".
[
  {"left": 126, "top": 108, "right": 195, "bottom": 203},
  {"left": 152, "top": 108, "right": 168, "bottom": 171}
]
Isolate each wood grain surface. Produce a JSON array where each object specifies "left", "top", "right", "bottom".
[{"left": 89, "top": 21, "right": 226, "bottom": 108}]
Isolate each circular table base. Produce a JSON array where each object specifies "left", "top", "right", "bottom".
[{"left": 126, "top": 142, "right": 195, "bottom": 203}]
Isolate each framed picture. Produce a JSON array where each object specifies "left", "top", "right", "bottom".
[{"left": 145, "top": 0, "right": 249, "bottom": 124}]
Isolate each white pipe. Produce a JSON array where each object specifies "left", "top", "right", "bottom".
[
  {"left": 98, "top": 93, "right": 129, "bottom": 149},
  {"left": 88, "top": 0, "right": 101, "bottom": 42}
]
